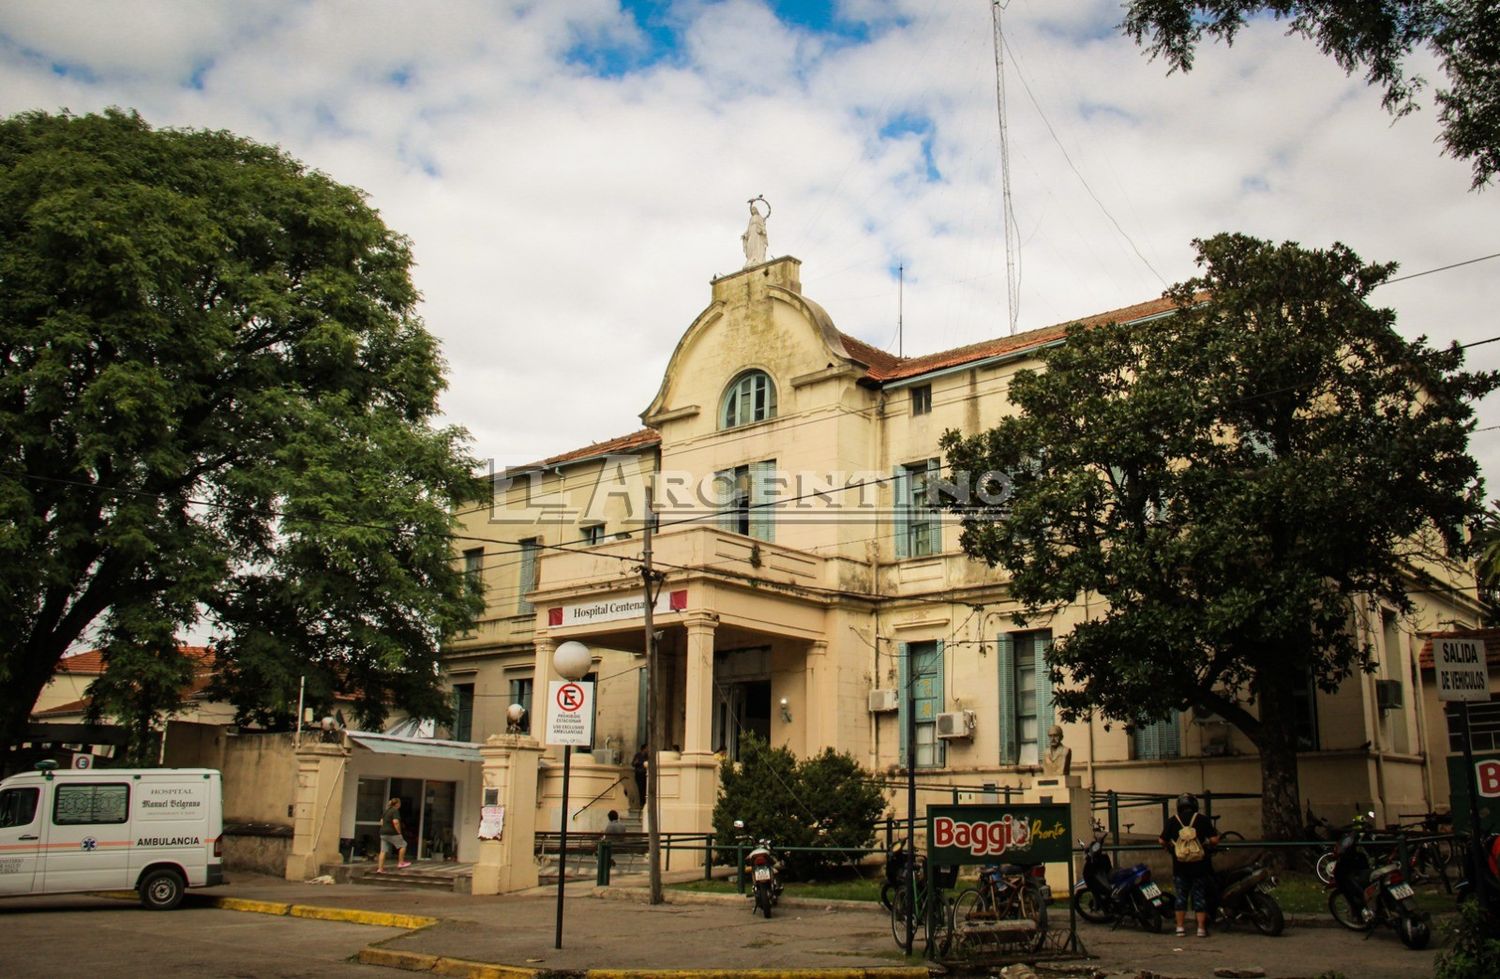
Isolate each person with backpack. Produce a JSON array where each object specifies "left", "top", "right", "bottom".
[{"left": 1159, "top": 792, "right": 1219, "bottom": 937}]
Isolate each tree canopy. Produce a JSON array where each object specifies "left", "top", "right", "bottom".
[
  {"left": 0, "top": 109, "right": 485, "bottom": 753},
  {"left": 941, "top": 232, "right": 1495, "bottom": 838},
  {"left": 1122, "top": 2, "right": 1500, "bottom": 189}
]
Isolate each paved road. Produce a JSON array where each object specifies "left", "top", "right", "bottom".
[
  {"left": 0, "top": 895, "right": 402, "bottom": 979},
  {"left": 0, "top": 876, "right": 1447, "bottom": 978}
]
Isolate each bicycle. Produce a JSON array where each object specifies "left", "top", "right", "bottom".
[
  {"left": 948, "top": 862, "right": 1049, "bottom": 954},
  {"left": 1393, "top": 812, "right": 1454, "bottom": 892},
  {"left": 888, "top": 852, "right": 954, "bottom": 955}
]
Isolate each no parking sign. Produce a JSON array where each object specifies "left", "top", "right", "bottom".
[{"left": 546, "top": 680, "right": 594, "bottom": 746}]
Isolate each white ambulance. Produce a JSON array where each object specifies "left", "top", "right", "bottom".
[{"left": 0, "top": 762, "right": 224, "bottom": 909}]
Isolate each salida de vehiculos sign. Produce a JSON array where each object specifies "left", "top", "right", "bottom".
[{"left": 926, "top": 803, "right": 1072, "bottom": 865}]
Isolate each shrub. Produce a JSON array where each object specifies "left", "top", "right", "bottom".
[
  {"left": 712, "top": 733, "right": 885, "bottom": 880},
  {"left": 1435, "top": 900, "right": 1500, "bottom": 979}
]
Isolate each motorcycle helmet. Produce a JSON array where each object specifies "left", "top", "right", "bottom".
[{"left": 1176, "top": 792, "right": 1199, "bottom": 818}]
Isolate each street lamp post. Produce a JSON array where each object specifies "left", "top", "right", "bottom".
[{"left": 551, "top": 639, "right": 593, "bottom": 950}]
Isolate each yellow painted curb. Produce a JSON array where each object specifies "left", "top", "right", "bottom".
[
  {"left": 432, "top": 956, "right": 543, "bottom": 979},
  {"left": 358, "top": 947, "right": 440, "bottom": 972},
  {"left": 287, "top": 903, "right": 437, "bottom": 930},
  {"left": 211, "top": 896, "right": 293, "bottom": 915}
]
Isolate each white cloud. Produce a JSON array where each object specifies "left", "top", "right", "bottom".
[{"left": 2, "top": 0, "right": 1497, "bottom": 488}]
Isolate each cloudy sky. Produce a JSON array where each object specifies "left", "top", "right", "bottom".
[{"left": 3, "top": 0, "right": 1498, "bottom": 486}]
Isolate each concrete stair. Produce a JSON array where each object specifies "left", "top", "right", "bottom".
[{"left": 324, "top": 859, "right": 475, "bottom": 893}]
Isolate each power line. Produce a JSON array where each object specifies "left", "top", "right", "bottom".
[{"left": 1381, "top": 252, "right": 1500, "bottom": 287}]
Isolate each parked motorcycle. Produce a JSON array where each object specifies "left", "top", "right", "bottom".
[
  {"left": 1072, "top": 828, "right": 1170, "bottom": 932},
  {"left": 1205, "top": 847, "right": 1284, "bottom": 936},
  {"left": 734, "top": 820, "right": 784, "bottom": 918},
  {"left": 1328, "top": 823, "right": 1431, "bottom": 949}
]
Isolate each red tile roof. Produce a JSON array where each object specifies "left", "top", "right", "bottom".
[
  {"left": 517, "top": 428, "right": 661, "bottom": 473},
  {"left": 1417, "top": 628, "right": 1500, "bottom": 668},
  {"left": 838, "top": 294, "right": 1184, "bottom": 383},
  {"left": 59, "top": 646, "right": 215, "bottom": 673},
  {"left": 510, "top": 295, "right": 1186, "bottom": 475}
]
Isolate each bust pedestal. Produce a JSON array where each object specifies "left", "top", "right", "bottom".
[{"left": 1023, "top": 773, "right": 1088, "bottom": 894}]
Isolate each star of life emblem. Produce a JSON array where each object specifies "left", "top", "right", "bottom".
[{"left": 81, "top": 837, "right": 97, "bottom": 851}]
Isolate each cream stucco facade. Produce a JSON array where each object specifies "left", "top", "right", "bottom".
[{"left": 447, "top": 255, "right": 1488, "bottom": 844}]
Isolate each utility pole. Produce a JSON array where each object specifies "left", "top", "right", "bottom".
[{"left": 641, "top": 484, "right": 665, "bottom": 904}]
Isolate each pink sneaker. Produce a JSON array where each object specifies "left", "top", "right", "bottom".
[{"left": 397, "top": 861, "right": 412, "bottom": 869}]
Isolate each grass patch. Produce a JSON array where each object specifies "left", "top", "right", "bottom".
[{"left": 1272, "top": 871, "right": 1453, "bottom": 915}]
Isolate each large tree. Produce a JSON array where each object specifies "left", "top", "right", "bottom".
[
  {"left": 940, "top": 232, "right": 1495, "bottom": 839},
  {"left": 0, "top": 110, "right": 485, "bottom": 751},
  {"left": 1121, "top": 2, "right": 1500, "bottom": 189}
]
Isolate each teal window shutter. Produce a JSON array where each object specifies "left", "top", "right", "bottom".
[
  {"left": 1160, "top": 710, "right": 1182, "bottom": 758},
  {"left": 933, "top": 640, "right": 946, "bottom": 766},
  {"left": 518, "top": 539, "right": 538, "bottom": 613},
  {"left": 1036, "top": 632, "right": 1054, "bottom": 735},
  {"left": 750, "top": 459, "right": 775, "bottom": 543},
  {"left": 923, "top": 457, "right": 941, "bottom": 555},
  {"left": 893, "top": 467, "right": 910, "bottom": 558},
  {"left": 897, "top": 642, "right": 910, "bottom": 763},
  {"left": 997, "top": 633, "right": 1018, "bottom": 764},
  {"left": 714, "top": 468, "right": 735, "bottom": 533}
]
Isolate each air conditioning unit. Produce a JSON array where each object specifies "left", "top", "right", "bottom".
[
  {"left": 868, "top": 689, "right": 899, "bottom": 713},
  {"left": 1375, "top": 679, "right": 1404, "bottom": 711},
  {"left": 935, "top": 710, "right": 976, "bottom": 739}
]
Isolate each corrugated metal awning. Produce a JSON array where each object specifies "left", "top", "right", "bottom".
[{"left": 348, "top": 732, "right": 481, "bottom": 763}]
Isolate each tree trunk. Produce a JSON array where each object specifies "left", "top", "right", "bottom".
[{"left": 1254, "top": 676, "right": 1304, "bottom": 842}]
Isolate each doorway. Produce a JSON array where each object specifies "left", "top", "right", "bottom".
[
  {"left": 713, "top": 646, "right": 772, "bottom": 760},
  {"left": 352, "top": 775, "right": 458, "bottom": 861}
]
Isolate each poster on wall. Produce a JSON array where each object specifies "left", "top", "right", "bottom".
[{"left": 478, "top": 805, "right": 505, "bottom": 840}]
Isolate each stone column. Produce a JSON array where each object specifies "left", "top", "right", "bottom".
[
  {"left": 471, "top": 734, "right": 545, "bottom": 895},
  {"left": 284, "top": 740, "right": 350, "bottom": 881},
  {"left": 532, "top": 634, "right": 557, "bottom": 756},
  {"left": 681, "top": 614, "right": 717, "bottom": 756},
  {"left": 803, "top": 640, "right": 830, "bottom": 754}
]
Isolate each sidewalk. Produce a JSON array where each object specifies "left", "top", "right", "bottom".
[{"left": 203, "top": 872, "right": 1444, "bottom": 979}]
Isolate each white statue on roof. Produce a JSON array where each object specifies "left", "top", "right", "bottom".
[{"left": 741, "top": 196, "right": 770, "bottom": 268}]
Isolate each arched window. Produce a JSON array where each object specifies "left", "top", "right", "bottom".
[{"left": 720, "top": 370, "right": 777, "bottom": 429}]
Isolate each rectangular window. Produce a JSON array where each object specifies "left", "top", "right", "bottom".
[
  {"left": 714, "top": 460, "right": 775, "bottom": 542},
  {"left": 910, "top": 384, "right": 932, "bottom": 416},
  {"left": 1447, "top": 700, "right": 1500, "bottom": 753},
  {"left": 1131, "top": 712, "right": 1183, "bottom": 760},
  {"left": 452, "top": 683, "right": 475, "bottom": 741},
  {"left": 899, "top": 640, "right": 945, "bottom": 769},
  {"left": 508, "top": 677, "right": 534, "bottom": 734},
  {"left": 0, "top": 787, "right": 39, "bottom": 828},
  {"left": 463, "top": 547, "right": 483, "bottom": 580},
  {"left": 998, "top": 630, "right": 1052, "bottom": 765},
  {"left": 895, "top": 458, "right": 941, "bottom": 558},
  {"left": 53, "top": 783, "right": 129, "bottom": 825},
  {"left": 581, "top": 523, "right": 605, "bottom": 546},
  {"left": 1292, "top": 666, "right": 1320, "bottom": 750},
  {"left": 517, "top": 538, "right": 540, "bottom": 613}
]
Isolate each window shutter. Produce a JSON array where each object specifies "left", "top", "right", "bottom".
[
  {"left": 924, "top": 457, "right": 941, "bottom": 554},
  {"left": 893, "top": 467, "right": 910, "bottom": 559},
  {"left": 897, "top": 642, "right": 910, "bottom": 763},
  {"left": 518, "top": 540, "right": 538, "bottom": 613},
  {"left": 750, "top": 459, "right": 775, "bottom": 543},
  {"left": 1160, "top": 711, "right": 1182, "bottom": 759},
  {"left": 714, "top": 468, "right": 735, "bottom": 533},
  {"left": 933, "top": 640, "right": 946, "bottom": 766},
  {"left": 997, "top": 632, "right": 1018, "bottom": 764},
  {"left": 1036, "top": 632, "right": 1054, "bottom": 734}
]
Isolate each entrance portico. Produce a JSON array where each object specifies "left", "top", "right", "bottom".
[{"left": 529, "top": 539, "right": 840, "bottom": 843}]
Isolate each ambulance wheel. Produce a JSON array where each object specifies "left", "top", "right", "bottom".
[{"left": 140, "top": 868, "right": 185, "bottom": 910}]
